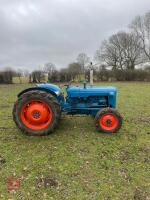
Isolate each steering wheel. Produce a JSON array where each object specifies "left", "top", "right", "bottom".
[{"left": 80, "top": 80, "right": 88, "bottom": 88}]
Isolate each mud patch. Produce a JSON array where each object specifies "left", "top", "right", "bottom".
[
  {"left": 119, "top": 168, "right": 131, "bottom": 182},
  {"left": 120, "top": 150, "right": 130, "bottom": 162},
  {"left": 36, "top": 175, "right": 58, "bottom": 188},
  {"left": 139, "top": 145, "right": 150, "bottom": 163},
  {"left": 136, "top": 116, "right": 150, "bottom": 124},
  {"left": 0, "top": 155, "right": 6, "bottom": 164},
  {"left": 133, "top": 187, "right": 149, "bottom": 200}
]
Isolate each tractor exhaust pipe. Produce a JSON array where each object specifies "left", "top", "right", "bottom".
[{"left": 90, "top": 62, "right": 93, "bottom": 86}]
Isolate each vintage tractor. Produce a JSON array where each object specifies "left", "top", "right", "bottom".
[{"left": 13, "top": 82, "right": 122, "bottom": 136}]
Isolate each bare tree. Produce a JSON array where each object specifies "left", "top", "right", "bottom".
[
  {"left": 95, "top": 39, "right": 120, "bottom": 69},
  {"left": 44, "top": 62, "right": 56, "bottom": 82},
  {"left": 59, "top": 68, "right": 71, "bottom": 82},
  {"left": 95, "top": 32, "right": 142, "bottom": 70},
  {"left": 31, "top": 70, "right": 44, "bottom": 83},
  {"left": 23, "top": 69, "right": 30, "bottom": 77},
  {"left": 130, "top": 12, "right": 150, "bottom": 61},
  {"left": 77, "top": 53, "right": 90, "bottom": 73},
  {"left": 68, "top": 62, "right": 82, "bottom": 81},
  {"left": 117, "top": 32, "right": 142, "bottom": 69},
  {"left": 0, "top": 67, "right": 15, "bottom": 84},
  {"left": 16, "top": 69, "right": 23, "bottom": 84},
  {"left": 29, "top": 73, "right": 32, "bottom": 83},
  {"left": 44, "top": 63, "right": 56, "bottom": 73}
]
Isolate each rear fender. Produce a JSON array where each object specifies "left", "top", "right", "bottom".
[{"left": 18, "top": 87, "right": 57, "bottom": 98}]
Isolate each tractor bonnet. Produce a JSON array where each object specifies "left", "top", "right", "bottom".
[{"left": 67, "top": 86, "right": 117, "bottom": 98}]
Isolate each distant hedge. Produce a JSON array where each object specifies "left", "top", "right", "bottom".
[
  {"left": 0, "top": 68, "right": 150, "bottom": 84},
  {"left": 0, "top": 70, "right": 14, "bottom": 84},
  {"left": 95, "top": 69, "right": 150, "bottom": 82}
]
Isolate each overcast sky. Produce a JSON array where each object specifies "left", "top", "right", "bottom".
[{"left": 0, "top": 0, "right": 150, "bottom": 70}]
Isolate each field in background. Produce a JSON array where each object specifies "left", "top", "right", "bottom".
[
  {"left": 13, "top": 77, "right": 30, "bottom": 84},
  {"left": 0, "top": 82, "right": 150, "bottom": 199}
]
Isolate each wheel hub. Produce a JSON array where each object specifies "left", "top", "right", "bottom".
[
  {"left": 20, "top": 100, "right": 52, "bottom": 130},
  {"left": 99, "top": 114, "right": 119, "bottom": 131},
  {"left": 106, "top": 119, "right": 112, "bottom": 125},
  {"left": 32, "top": 111, "right": 40, "bottom": 119}
]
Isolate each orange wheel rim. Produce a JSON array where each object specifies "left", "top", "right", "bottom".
[
  {"left": 99, "top": 114, "right": 118, "bottom": 131},
  {"left": 20, "top": 100, "right": 52, "bottom": 130}
]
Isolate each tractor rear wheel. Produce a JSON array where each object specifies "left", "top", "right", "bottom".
[
  {"left": 13, "top": 90, "right": 61, "bottom": 136},
  {"left": 95, "top": 108, "right": 122, "bottom": 133}
]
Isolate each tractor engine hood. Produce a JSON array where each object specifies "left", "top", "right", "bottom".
[
  {"left": 67, "top": 86, "right": 117, "bottom": 98},
  {"left": 37, "top": 83, "right": 61, "bottom": 96}
]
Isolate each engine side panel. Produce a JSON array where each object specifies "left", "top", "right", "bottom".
[
  {"left": 66, "top": 96, "right": 108, "bottom": 108},
  {"left": 64, "top": 86, "right": 117, "bottom": 116}
]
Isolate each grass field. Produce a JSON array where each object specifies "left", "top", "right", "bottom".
[{"left": 0, "top": 82, "right": 150, "bottom": 200}]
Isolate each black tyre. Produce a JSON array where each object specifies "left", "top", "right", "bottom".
[
  {"left": 95, "top": 107, "right": 122, "bottom": 134},
  {"left": 13, "top": 90, "right": 61, "bottom": 136}
]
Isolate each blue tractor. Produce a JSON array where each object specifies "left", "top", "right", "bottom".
[{"left": 13, "top": 82, "right": 122, "bottom": 136}]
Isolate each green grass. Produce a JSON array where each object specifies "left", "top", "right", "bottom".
[
  {"left": 13, "top": 77, "right": 30, "bottom": 84},
  {"left": 0, "top": 82, "right": 150, "bottom": 200}
]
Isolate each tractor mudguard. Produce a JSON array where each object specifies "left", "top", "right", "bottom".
[{"left": 17, "top": 87, "right": 57, "bottom": 98}]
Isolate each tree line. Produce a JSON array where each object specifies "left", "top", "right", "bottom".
[{"left": 1, "top": 11, "right": 150, "bottom": 84}]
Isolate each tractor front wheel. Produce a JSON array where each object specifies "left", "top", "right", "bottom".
[
  {"left": 13, "top": 90, "right": 61, "bottom": 136},
  {"left": 95, "top": 108, "right": 122, "bottom": 134}
]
